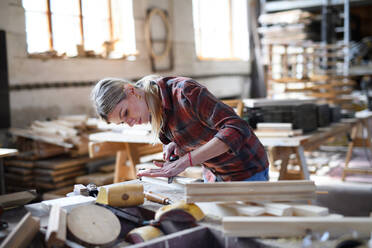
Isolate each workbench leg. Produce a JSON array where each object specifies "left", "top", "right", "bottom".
[
  {"left": 342, "top": 123, "right": 358, "bottom": 181},
  {"left": 114, "top": 150, "right": 136, "bottom": 183},
  {"left": 278, "top": 147, "right": 291, "bottom": 180},
  {"left": 362, "top": 119, "right": 372, "bottom": 156},
  {"left": 295, "top": 146, "right": 310, "bottom": 180}
]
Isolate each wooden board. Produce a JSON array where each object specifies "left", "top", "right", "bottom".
[
  {"left": 46, "top": 204, "right": 67, "bottom": 247},
  {"left": 0, "top": 190, "right": 37, "bottom": 208},
  {"left": 35, "top": 170, "right": 86, "bottom": 183},
  {"left": 0, "top": 148, "right": 18, "bottom": 158},
  {"left": 4, "top": 166, "right": 32, "bottom": 175},
  {"left": 75, "top": 172, "right": 114, "bottom": 186},
  {"left": 35, "top": 179, "right": 76, "bottom": 190},
  {"left": 4, "top": 160, "right": 35, "bottom": 168},
  {"left": 185, "top": 180, "right": 316, "bottom": 203},
  {"left": 34, "top": 156, "right": 92, "bottom": 170},
  {"left": 223, "top": 216, "right": 372, "bottom": 238},
  {"left": 0, "top": 212, "right": 40, "bottom": 248},
  {"left": 34, "top": 164, "right": 85, "bottom": 176}
]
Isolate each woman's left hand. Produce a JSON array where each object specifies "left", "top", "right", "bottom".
[{"left": 137, "top": 155, "right": 189, "bottom": 178}]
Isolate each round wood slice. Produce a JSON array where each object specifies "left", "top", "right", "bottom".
[{"left": 67, "top": 204, "right": 121, "bottom": 246}]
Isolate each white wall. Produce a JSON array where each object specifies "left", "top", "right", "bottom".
[{"left": 0, "top": 0, "right": 251, "bottom": 127}]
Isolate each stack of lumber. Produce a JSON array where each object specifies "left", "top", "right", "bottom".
[
  {"left": 185, "top": 180, "right": 372, "bottom": 238},
  {"left": 9, "top": 115, "right": 101, "bottom": 158},
  {"left": 3, "top": 155, "right": 103, "bottom": 193},
  {"left": 258, "top": 10, "right": 320, "bottom": 44},
  {"left": 254, "top": 123, "right": 303, "bottom": 137}
]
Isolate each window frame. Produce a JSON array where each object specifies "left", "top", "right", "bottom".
[
  {"left": 193, "top": 0, "right": 249, "bottom": 61},
  {"left": 24, "top": 0, "right": 134, "bottom": 59}
]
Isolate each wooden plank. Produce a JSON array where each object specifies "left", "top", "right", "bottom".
[
  {"left": 35, "top": 170, "right": 86, "bottom": 183},
  {"left": 46, "top": 205, "right": 67, "bottom": 247},
  {"left": 4, "top": 160, "right": 35, "bottom": 168},
  {"left": 5, "top": 173, "right": 33, "bottom": 182},
  {"left": 291, "top": 204, "right": 329, "bottom": 216},
  {"left": 88, "top": 141, "right": 126, "bottom": 158},
  {"left": 75, "top": 172, "right": 114, "bottom": 186},
  {"left": 0, "top": 190, "right": 37, "bottom": 208},
  {"left": 10, "top": 128, "right": 74, "bottom": 148},
  {"left": 186, "top": 180, "right": 315, "bottom": 195},
  {"left": 256, "top": 123, "right": 293, "bottom": 130},
  {"left": 35, "top": 179, "right": 76, "bottom": 190},
  {"left": 34, "top": 164, "right": 85, "bottom": 177},
  {"left": 34, "top": 156, "right": 92, "bottom": 170},
  {"left": 185, "top": 180, "right": 315, "bottom": 203},
  {"left": 226, "top": 203, "right": 265, "bottom": 216},
  {"left": 0, "top": 212, "right": 40, "bottom": 248},
  {"left": 4, "top": 166, "right": 33, "bottom": 175},
  {"left": 0, "top": 148, "right": 18, "bottom": 158},
  {"left": 256, "top": 202, "right": 293, "bottom": 216},
  {"left": 223, "top": 216, "right": 372, "bottom": 238},
  {"left": 254, "top": 130, "right": 302, "bottom": 137},
  {"left": 187, "top": 193, "right": 314, "bottom": 203}
]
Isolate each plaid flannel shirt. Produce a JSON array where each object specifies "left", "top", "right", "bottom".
[{"left": 157, "top": 77, "right": 268, "bottom": 181}]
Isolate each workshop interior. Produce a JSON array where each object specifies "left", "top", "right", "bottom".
[{"left": 1, "top": 0, "right": 372, "bottom": 247}]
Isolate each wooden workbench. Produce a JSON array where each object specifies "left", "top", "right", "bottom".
[
  {"left": 90, "top": 120, "right": 359, "bottom": 182},
  {"left": 89, "top": 126, "right": 162, "bottom": 183},
  {"left": 257, "top": 121, "right": 355, "bottom": 180}
]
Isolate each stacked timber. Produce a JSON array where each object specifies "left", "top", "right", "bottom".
[
  {"left": 4, "top": 116, "right": 115, "bottom": 193},
  {"left": 9, "top": 115, "right": 101, "bottom": 157},
  {"left": 185, "top": 180, "right": 372, "bottom": 239},
  {"left": 3, "top": 155, "right": 105, "bottom": 193},
  {"left": 258, "top": 10, "right": 320, "bottom": 44}
]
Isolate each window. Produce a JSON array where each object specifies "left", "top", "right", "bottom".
[
  {"left": 192, "top": 0, "right": 249, "bottom": 61},
  {"left": 22, "top": 0, "right": 136, "bottom": 59}
]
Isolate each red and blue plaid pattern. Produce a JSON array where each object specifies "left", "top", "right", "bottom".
[{"left": 157, "top": 77, "right": 268, "bottom": 181}]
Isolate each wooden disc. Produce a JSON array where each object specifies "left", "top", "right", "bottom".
[{"left": 67, "top": 204, "right": 121, "bottom": 246}]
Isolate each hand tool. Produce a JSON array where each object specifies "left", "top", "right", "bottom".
[
  {"left": 86, "top": 183, "right": 98, "bottom": 197},
  {"left": 167, "top": 154, "right": 179, "bottom": 184},
  {"left": 144, "top": 191, "right": 173, "bottom": 205},
  {"left": 96, "top": 183, "right": 144, "bottom": 207}
]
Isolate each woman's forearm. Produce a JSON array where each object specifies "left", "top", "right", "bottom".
[{"left": 189, "top": 137, "right": 229, "bottom": 166}]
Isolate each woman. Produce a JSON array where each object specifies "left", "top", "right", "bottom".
[{"left": 91, "top": 75, "right": 269, "bottom": 182}]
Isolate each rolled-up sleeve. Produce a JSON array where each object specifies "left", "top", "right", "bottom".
[{"left": 181, "top": 81, "right": 252, "bottom": 155}]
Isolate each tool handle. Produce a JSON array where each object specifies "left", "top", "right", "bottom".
[{"left": 144, "top": 191, "right": 170, "bottom": 205}]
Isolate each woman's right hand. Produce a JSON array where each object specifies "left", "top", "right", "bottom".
[{"left": 163, "top": 142, "right": 183, "bottom": 161}]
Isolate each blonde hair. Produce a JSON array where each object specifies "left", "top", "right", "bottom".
[
  {"left": 91, "top": 76, "right": 163, "bottom": 138},
  {"left": 135, "top": 75, "right": 163, "bottom": 137},
  {"left": 91, "top": 77, "right": 133, "bottom": 122}
]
